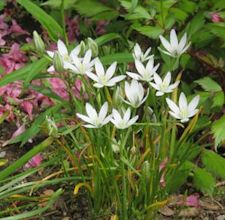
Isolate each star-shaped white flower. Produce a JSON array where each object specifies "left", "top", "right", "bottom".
[
  {"left": 124, "top": 79, "right": 149, "bottom": 108},
  {"left": 166, "top": 93, "right": 200, "bottom": 123},
  {"left": 159, "top": 29, "right": 191, "bottom": 57},
  {"left": 150, "top": 72, "right": 180, "bottom": 96},
  {"left": 47, "top": 39, "right": 80, "bottom": 72},
  {"left": 133, "top": 43, "right": 153, "bottom": 62},
  {"left": 76, "top": 102, "right": 111, "bottom": 128},
  {"left": 86, "top": 59, "right": 126, "bottom": 88},
  {"left": 126, "top": 58, "right": 159, "bottom": 82},
  {"left": 110, "top": 108, "right": 138, "bottom": 129},
  {"left": 66, "top": 49, "right": 96, "bottom": 75}
]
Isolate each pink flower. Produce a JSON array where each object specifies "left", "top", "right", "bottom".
[
  {"left": 66, "top": 16, "right": 80, "bottom": 42},
  {"left": 5, "top": 43, "right": 27, "bottom": 62},
  {"left": 10, "top": 19, "right": 29, "bottom": 35},
  {"left": 185, "top": 194, "right": 200, "bottom": 207},
  {"left": 0, "top": 15, "right": 8, "bottom": 30},
  {"left": 24, "top": 154, "right": 43, "bottom": 168},
  {"left": 49, "top": 78, "right": 69, "bottom": 100},
  {"left": 21, "top": 101, "right": 33, "bottom": 120},
  {"left": 210, "top": 13, "right": 222, "bottom": 23}
]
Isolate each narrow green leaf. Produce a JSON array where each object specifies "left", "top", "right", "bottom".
[
  {"left": 17, "top": 0, "right": 63, "bottom": 41},
  {"left": 95, "top": 33, "right": 122, "bottom": 46},
  {"left": 193, "top": 167, "right": 215, "bottom": 195},
  {"left": 11, "top": 104, "right": 62, "bottom": 145},
  {"left": 101, "top": 53, "right": 133, "bottom": 65},
  {"left": 0, "top": 137, "right": 53, "bottom": 181},
  {"left": 132, "top": 25, "right": 164, "bottom": 39}
]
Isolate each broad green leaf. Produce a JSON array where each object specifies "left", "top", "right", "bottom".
[
  {"left": 17, "top": 0, "right": 63, "bottom": 41},
  {"left": 178, "top": 0, "right": 196, "bottom": 14},
  {"left": 206, "top": 23, "right": 225, "bottom": 41},
  {"left": 95, "top": 33, "right": 122, "bottom": 46},
  {"left": 211, "top": 115, "right": 225, "bottom": 147},
  {"left": 101, "top": 53, "right": 133, "bottom": 65},
  {"left": 0, "top": 1, "right": 5, "bottom": 11},
  {"left": 193, "top": 167, "right": 215, "bottom": 195},
  {"left": 202, "top": 150, "right": 225, "bottom": 180},
  {"left": 41, "top": 0, "right": 77, "bottom": 9},
  {"left": 73, "top": 0, "right": 117, "bottom": 20},
  {"left": 212, "top": 91, "right": 224, "bottom": 108},
  {"left": 0, "top": 58, "right": 49, "bottom": 87},
  {"left": 170, "top": 8, "right": 188, "bottom": 22},
  {"left": 132, "top": 25, "right": 164, "bottom": 39},
  {"left": 120, "top": 0, "right": 151, "bottom": 20},
  {"left": 185, "top": 13, "right": 205, "bottom": 38},
  {"left": 195, "top": 77, "right": 222, "bottom": 92}
]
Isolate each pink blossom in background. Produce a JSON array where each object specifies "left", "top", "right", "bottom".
[
  {"left": 5, "top": 43, "right": 27, "bottom": 62},
  {"left": 24, "top": 154, "right": 43, "bottom": 169},
  {"left": 95, "top": 20, "right": 108, "bottom": 35},
  {"left": 20, "top": 101, "right": 33, "bottom": 120},
  {"left": 49, "top": 78, "right": 70, "bottom": 100},
  {"left": 10, "top": 19, "right": 29, "bottom": 35},
  {"left": 210, "top": 12, "right": 222, "bottom": 23},
  {"left": 185, "top": 194, "right": 200, "bottom": 207},
  {"left": 0, "top": 15, "right": 8, "bottom": 30},
  {"left": 66, "top": 16, "right": 80, "bottom": 42}
]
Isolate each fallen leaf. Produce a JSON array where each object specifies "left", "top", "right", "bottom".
[
  {"left": 178, "top": 207, "right": 199, "bottom": 217},
  {"left": 159, "top": 206, "right": 175, "bottom": 216}
]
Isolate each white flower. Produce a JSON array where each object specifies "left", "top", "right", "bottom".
[
  {"left": 76, "top": 102, "right": 111, "bottom": 128},
  {"left": 150, "top": 72, "right": 180, "bottom": 96},
  {"left": 166, "top": 93, "right": 200, "bottom": 123},
  {"left": 66, "top": 49, "right": 96, "bottom": 75},
  {"left": 110, "top": 108, "right": 138, "bottom": 129},
  {"left": 133, "top": 43, "right": 153, "bottom": 62},
  {"left": 124, "top": 79, "right": 149, "bottom": 108},
  {"left": 86, "top": 58, "right": 126, "bottom": 88},
  {"left": 126, "top": 59, "right": 159, "bottom": 82},
  {"left": 47, "top": 39, "right": 80, "bottom": 72},
  {"left": 159, "top": 29, "right": 191, "bottom": 57}
]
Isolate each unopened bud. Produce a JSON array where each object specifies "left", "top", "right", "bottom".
[
  {"left": 33, "top": 31, "right": 45, "bottom": 53},
  {"left": 79, "top": 41, "right": 86, "bottom": 56},
  {"left": 87, "top": 37, "right": 98, "bottom": 57},
  {"left": 53, "top": 52, "right": 64, "bottom": 72},
  {"left": 141, "top": 161, "right": 150, "bottom": 182},
  {"left": 46, "top": 116, "right": 58, "bottom": 137}
]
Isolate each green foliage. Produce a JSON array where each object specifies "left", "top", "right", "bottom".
[
  {"left": 195, "top": 77, "right": 222, "bottom": 92},
  {"left": 0, "top": 58, "right": 50, "bottom": 87},
  {"left": 211, "top": 115, "right": 225, "bottom": 147},
  {"left": 17, "top": 0, "right": 63, "bottom": 41},
  {"left": 202, "top": 150, "right": 225, "bottom": 180},
  {"left": 132, "top": 25, "right": 164, "bottom": 39},
  {"left": 193, "top": 167, "right": 216, "bottom": 195},
  {"left": 73, "top": 0, "right": 118, "bottom": 20}
]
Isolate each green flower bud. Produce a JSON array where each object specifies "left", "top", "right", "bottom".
[
  {"left": 141, "top": 161, "right": 150, "bottom": 182},
  {"left": 33, "top": 31, "right": 45, "bottom": 54},
  {"left": 46, "top": 116, "right": 58, "bottom": 137},
  {"left": 79, "top": 41, "right": 86, "bottom": 56},
  {"left": 53, "top": 52, "right": 64, "bottom": 72},
  {"left": 87, "top": 37, "right": 98, "bottom": 57}
]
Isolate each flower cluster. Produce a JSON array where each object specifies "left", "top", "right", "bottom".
[{"left": 47, "top": 29, "right": 199, "bottom": 129}]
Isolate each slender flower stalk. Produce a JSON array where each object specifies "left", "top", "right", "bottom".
[
  {"left": 126, "top": 59, "right": 159, "bottom": 82},
  {"left": 86, "top": 58, "right": 126, "bottom": 88},
  {"left": 159, "top": 29, "right": 191, "bottom": 57},
  {"left": 166, "top": 93, "right": 200, "bottom": 123},
  {"left": 150, "top": 72, "right": 180, "bottom": 96},
  {"left": 124, "top": 79, "right": 149, "bottom": 108},
  {"left": 133, "top": 43, "right": 153, "bottom": 62},
  {"left": 110, "top": 108, "right": 138, "bottom": 129},
  {"left": 76, "top": 102, "right": 111, "bottom": 128}
]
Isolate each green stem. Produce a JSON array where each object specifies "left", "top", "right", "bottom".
[{"left": 60, "top": 0, "right": 68, "bottom": 45}]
